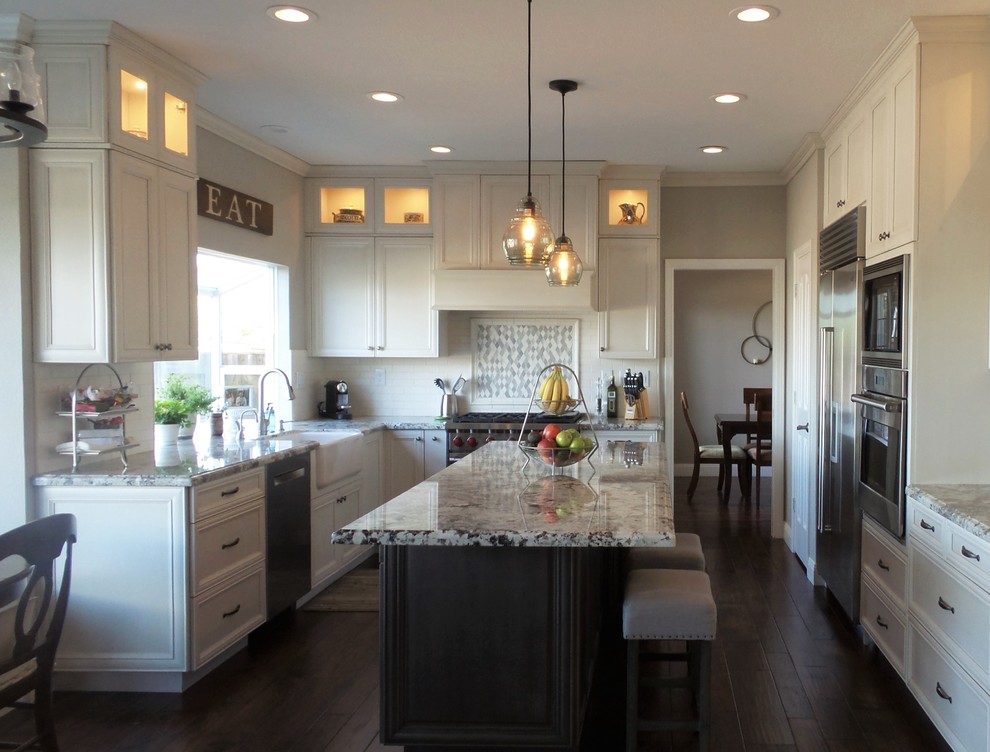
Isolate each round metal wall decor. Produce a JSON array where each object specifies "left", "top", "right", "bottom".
[{"left": 741, "top": 301, "right": 772, "bottom": 365}]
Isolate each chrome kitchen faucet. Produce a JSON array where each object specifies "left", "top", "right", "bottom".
[{"left": 258, "top": 368, "right": 296, "bottom": 436}]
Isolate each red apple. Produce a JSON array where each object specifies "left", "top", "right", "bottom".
[
  {"left": 537, "top": 438, "right": 557, "bottom": 462},
  {"left": 542, "top": 424, "right": 562, "bottom": 442}
]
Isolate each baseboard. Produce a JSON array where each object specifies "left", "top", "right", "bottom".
[{"left": 673, "top": 462, "right": 773, "bottom": 478}]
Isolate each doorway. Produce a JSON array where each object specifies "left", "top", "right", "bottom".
[{"left": 664, "top": 258, "right": 786, "bottom": 538}]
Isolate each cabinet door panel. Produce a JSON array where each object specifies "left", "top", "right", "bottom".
[
  {"left": 309, "top": 237, "right": 376, "bottom": 356},
  {"left": 111, "top": 151, "right": 159, "bottom": 362},
  {"left": 387, "top": 430, "right": 426, "bottom": 500},
  {"left": 480, "top": 175, "right": 551, "bottom": 268},
  {"left": 377, "top": 238, "right": 437, "bottom": 357},
  {"left": 597, "top": 238, "right": 657, "bottom": 359},
  {"left": 157, "top": 169, "right": 198, "bottom": 359},
  {"left": 547, "top": 174, "right": 598, "bottom": 270},
  {"left": 435, "top": 175, "right": 481, "bottom": 269},
  {"left": 30, "top": 149, "right": 111, "bottom": 362},
  {"left": 887, "top": 60, "right": 917, "bottom": 250},
  {"left": 823, "top": 136, "right": 846, "bottom": 226}
]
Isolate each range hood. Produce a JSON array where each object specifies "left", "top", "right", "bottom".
[{"left": 434, "top": 270, "right": 597, "bottom": 312}]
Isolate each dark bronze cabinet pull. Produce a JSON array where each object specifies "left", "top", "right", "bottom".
[
  {"left": 920, "top": 519, "right": 936, "bottom": 532},
  {"left": 935, "top": 682, "right": 953, "bottom": 703},
  {"left": 222, "top": 604, "right": 241, "bottom": 619},
  {"left": 220, "top": 486, "right": 240, "bottom": 497},
  {"left": 221, "top": 537, "right": 240, "bottom": 550},
  {"left": 876, "top": 615, "right": 888, "bottom": 630},
  {"left": 962, "top": 546, "right": 981, "bottom": 562},
  {"left": 938, "top": 596, "right": 955, "bottom": 614},
  {"left": 878, "top": 559, "right": 890, "bottom": 571}
]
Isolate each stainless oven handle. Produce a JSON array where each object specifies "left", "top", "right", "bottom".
[{"left": 851, "top": 393, "right": 901, "bottom": 413}]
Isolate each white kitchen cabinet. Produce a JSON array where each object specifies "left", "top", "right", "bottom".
[
  {"left": 36, "top": 485, "right": 189, "bottom": 675},
  {"left": 596, "top": 430, "right": 658, "bottom": 443},
  {"left": 906, "top": 495, "right": 990, "bottom": 752},
  {"left": 385, "top": 429, "right": 447, "bottom": 501},
  {"left": 305, "top": 177, "right": 432, "bottom": 235},
  {"left": 311, "top": 476, "right": 364, "bottom": 589},
  {"left": 434, "top": 174, "right": 481, "bottom": 269},
  {"left": 822, "top": 107, "right": 871, "bottom": 228},
  {"left": 860, "top": 516, "right": 908, "bottom": 677},
  {"left": 309, "top": 236, "right": 438, "bottom": 358},
  {"left": 35, "top": 30, "right": 199, "bottom": 175},
  {"left": 867, "top": 50, "right": 917, "bottom": 258},
  {"left": 111, "top": 151, "right": 198, "bottom": 362},
  {"left": 30, "top": 148, "right": 197, "bottom": 364},
  {"left": 362, "top": 430, "right": 385, "bottom": 515},
  {"left": 479, "top": 174, "right": 553, "bottom": 268},
  {"left": 597, "top": 238, "right": 658, "bottom": 359}
]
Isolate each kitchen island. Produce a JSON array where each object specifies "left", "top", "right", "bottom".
[{"left": 333, "top": 439, "right": 673, "bottom": 751}]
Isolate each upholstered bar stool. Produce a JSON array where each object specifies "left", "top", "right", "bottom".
[
  {"left": 623, "top": 568, "right": 717, "bottom": 752},
  {"left": 625, "top": 532, "right": 706, "bottom": 572}
]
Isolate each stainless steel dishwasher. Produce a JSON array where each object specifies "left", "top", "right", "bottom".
[{"left": 265, "top": 453, "right": 311, "bottom": 618}]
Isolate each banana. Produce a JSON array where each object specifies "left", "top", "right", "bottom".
[
  {"left": 549, "top": 374, "right": 562, "bottom": 412},
  {"left": 539, "top": 371, "right": 554, "bottom": 400},
  {"left": 559, "top": 374, "right": 570, "bottom": 402}
]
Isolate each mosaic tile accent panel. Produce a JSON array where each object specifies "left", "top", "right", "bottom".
[{"left": 471, "top": 318, "right": 579, "bottom": 404}]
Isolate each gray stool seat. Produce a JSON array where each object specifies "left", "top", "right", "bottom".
[
  {"left": 624, "top": 568, "right": 717, "bottom": 752},
  {"left": 625, "top": 533, "right": 706, "bottom": 573}
]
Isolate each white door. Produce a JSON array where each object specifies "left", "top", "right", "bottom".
[{"left": 790, "top": 243, "right": 815, "bottom": 575}]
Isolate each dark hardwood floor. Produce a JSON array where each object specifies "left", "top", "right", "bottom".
[{"left": 0, "top": 476, "right": 950, "bottom": 751}]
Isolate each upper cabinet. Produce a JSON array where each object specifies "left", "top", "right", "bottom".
[
  {"left": 597, "top": 238, "right": 658, "bottom": 359},
  {"left": 823, "top": 107, "right": 871, "bottom": 228},
  {"left": 434, "top": 169, "right": 599, "bottom": 271},
  {"left": 34, "top": 24, "right": 202, "bottom": 175},
  {"left": 599, "top": 180, "right": 659, "bottom": 236},
  {"left": 867, "top": 50, "right": 917, "bottom": 259},
  {"left": 305, "top": 177, "right": 432, "bottom": 235}
]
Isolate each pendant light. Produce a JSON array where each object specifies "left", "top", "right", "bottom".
[
  {"left": 502, "top": 0, "right": 554, "bottom": 267},
  {"left": 545, "top": 79, "right": 583, "bottom": 287},
  {"left": 0, "top": 43, "right": 47, "bottom": 147}
]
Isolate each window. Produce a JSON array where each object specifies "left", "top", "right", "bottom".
[{"left": 155, "top": 250, "right": 287, "bottom": 424}]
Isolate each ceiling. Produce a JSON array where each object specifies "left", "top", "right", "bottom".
[{"left": 7, "top": 0, "right": 990, "bottom": 175}]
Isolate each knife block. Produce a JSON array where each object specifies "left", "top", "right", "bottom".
[{"left": 623, "top": 391, "right": 650, "bottom": 420}]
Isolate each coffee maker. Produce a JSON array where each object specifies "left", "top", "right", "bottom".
[{"left": 319, "top": 380, "right": 351, "bottom": 420}]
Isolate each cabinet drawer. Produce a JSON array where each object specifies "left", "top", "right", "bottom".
[
  {"left": 861, "top": 577, "right": 906, "bottom": 676},
  {"left": 191, "top": 500, "right": 265, "bottom": 595},
  {"left": 911, "top": 545, "right": 990, "bottom": 682},
  {"left": 862, "top": 521, "right": 907, "bottom": 607},
  {"left": 949, "top": 529, "right": 990, "bottom": 592},
  {"left": 910, "top": 623, "right": 990, "bottom": 752},
  {"left": 192, "top": 469, "right": 264, "bottom": 521},
  {"left": 909, "top": 504, "right": 945, "bottom": 553},
  {"left": 190, "top": 564, "right": 265, "bottom": 669}
]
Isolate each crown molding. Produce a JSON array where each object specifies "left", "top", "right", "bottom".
[
  {"left": 197, "top": 108, "right": 310, "bottom": 176},
  {"left": 780, "top": 132, "right": 824, "bottom": 184},
  {"left": 600, "top": 164, "right": 666, "bottom": 180},
  {"left": 307, "top": 164, "right": 432, "bottom": 179},
  {"left": 423, "top": 159, "right": 606, "bottom": 177},
  {"left": 912, "top": 15, "right": 990, "bottom": 43}
]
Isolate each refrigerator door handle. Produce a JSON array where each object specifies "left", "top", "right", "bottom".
[{"left": 817, "top": 327, "right": 834, "bottom": 533}]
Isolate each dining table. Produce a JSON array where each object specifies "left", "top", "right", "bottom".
[{"left": 714, "top": 412, "right": 756, "bottom": 503}]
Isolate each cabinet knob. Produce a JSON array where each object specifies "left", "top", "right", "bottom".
[
  {"left": 600, "top": 346, "right": 605, "bottom": 352},
  {"left": 165, "top": 343, "right": 173, "bottom": 350},
  {"left": 796, "top": 423, "right": 809, "bottom": 432},
  {"left": 431, "top": 435, "right": 439, "bottom": 441},
  {"left": 368, "top": 346, "right": 375, "bottom": 351},
  {"left": 377, "top": 346, "right": 384, "bottom": 351},
  {"left": 415, "top": 436, "right": 422, "bottom": 441},
  {"left": 836, "top": 199, "right": 845, "bottom": 208}
]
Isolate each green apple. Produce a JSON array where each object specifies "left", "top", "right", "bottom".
[
  {"left": 582, "top": 436, "right": 595, "bottom": 450},
  {"left": 555, "top": 428, "right": 575, "bottom": 447}
]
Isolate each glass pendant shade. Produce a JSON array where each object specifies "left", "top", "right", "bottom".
[
  {"left": 545, "top": 235, "right": 583, "bottom": 287},
  {"left": 0, "top": 43, "right": 47, "bottom": 147},
  {"left": 503, "top": 195, "right": 555, "bottom": 266}
]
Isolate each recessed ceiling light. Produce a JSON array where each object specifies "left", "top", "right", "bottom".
[
  {"left": 259, "top": 124, "right": 290, "bottom": 135},
  {"left": 369, "top": 91, "right": 402, "bottom": 103},
  {"left": 731, "top": 5, "right": 779, "bottom": 22},
  {"left": 700, "top": 145, "right": 727, "bottom": 154},
  {"left": 266, "top": 5, "right": 317, "bottom": 23},
  {"left": 712, "top": 93, "right": 747, "bottom": 104},
  {"left": 430, "top": 146, "right": 453, "bottom": 154}
]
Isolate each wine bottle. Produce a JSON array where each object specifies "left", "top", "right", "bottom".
[{"left": 606, "top": 373, "right": 618, "bottom": 419}]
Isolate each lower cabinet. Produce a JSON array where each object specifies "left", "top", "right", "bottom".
[
  {"left": 860, "top": 515, "right": 908, "bottom": 677},
  {"left": 311, "top": 475, "right": 364, "bottom": 589},
  {"left": 905, "top": 495, "right": 990, "bottom": 752},
  {"left": 34, "top": 466, "right": 268, "bottom": 691},
  {"left": 386, "top": 429, "right": 446, "bottom": 501}
]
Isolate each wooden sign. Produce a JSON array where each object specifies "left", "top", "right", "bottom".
[{"left": 197, "top": 179, "right": 274, "bottom": 236}]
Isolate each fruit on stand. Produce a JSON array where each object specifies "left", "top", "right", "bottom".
[
  {"left": 536, "top": 438, "right": 557, "bottom": 462},
  {"left": 538, "top": 367, "right": 571, "bottom": 413},
  {"left": 541, "top": 424, "right": 562, "bottom": 442}
]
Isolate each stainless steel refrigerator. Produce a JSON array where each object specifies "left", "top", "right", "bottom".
[{"left": 816, "top": 206, "right": 864, "bottom": 623}]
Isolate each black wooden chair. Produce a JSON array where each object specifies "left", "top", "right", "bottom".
[
  {"left": 680, "top": 391, "right": 749, "bottom": 502},
  {"left": 745, "top": 393, "right": 772, "bottom": 506},
  {"left": 0, "top": 514, "right": 76, "bottom": 752},
  {"left": 742, "top": 387, "right": 772, "bottom": 448}
]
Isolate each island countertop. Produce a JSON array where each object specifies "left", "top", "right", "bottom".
[{"left": 333, "top": 439, "right": 673, "bottom": 548}]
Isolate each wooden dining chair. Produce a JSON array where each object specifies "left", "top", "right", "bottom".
[
  {"left": 743, "top": 387, "right": 772, "bottom": 447},
  {"left": 680, "top": 391, "right": 750, "bottom": 503},
  {"left": 0, "top": 514, "right": 77, "bottom": 752},
  {"left": 745, "top": 393, "right": 772, "bottom": 506}
]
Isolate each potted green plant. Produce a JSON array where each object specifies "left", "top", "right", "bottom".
[
  {"left": 153, "top": 398, "right": 188, "bottom": 445},
  {"left": 158, "top": 374, "right": 216, "bottom": 438}
]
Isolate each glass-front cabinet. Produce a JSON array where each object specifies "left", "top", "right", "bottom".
[
  {"left": 306, "top": 177, "right": 432, "bottom": 235},
  {"left": 599, "top": 179, "right": 659, "bottom": 236}
]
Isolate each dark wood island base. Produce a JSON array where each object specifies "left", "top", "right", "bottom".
[{"left": 380, "top": 544, "right": 624, "bottom": 750}]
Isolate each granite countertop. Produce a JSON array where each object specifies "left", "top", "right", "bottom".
[
  {"left": 907, "top": 484, "right": 990, "bottom": 540},
  {"left": 333, "top": 439, "right": 673, "bottom": 548}
]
